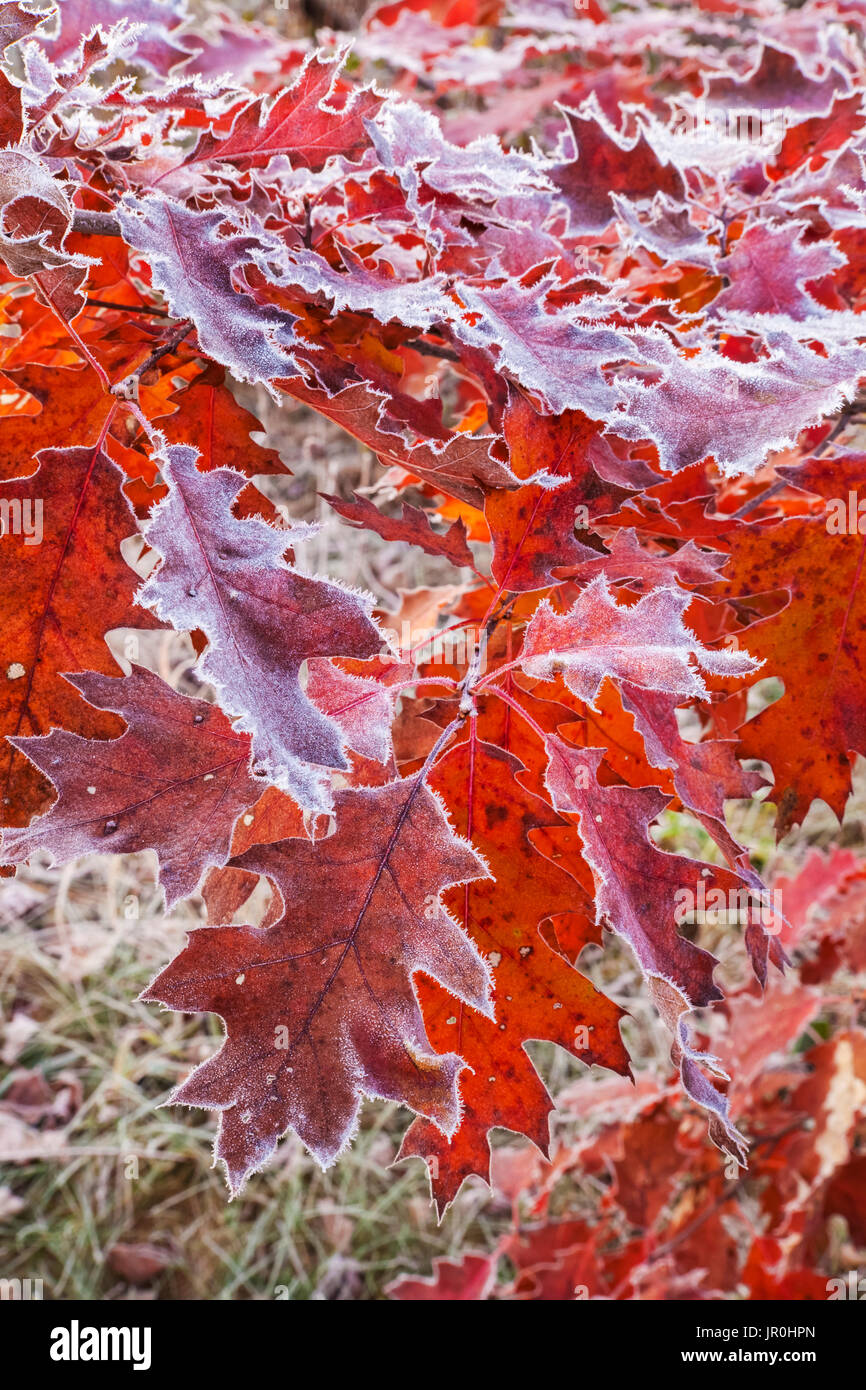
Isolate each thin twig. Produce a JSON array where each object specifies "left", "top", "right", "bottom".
[
  {"left": 637, "top": 1116, "right": 810, "bottom": 1271},
  {"left": 86, "top": 297, "right": 172, "bottom": 317},
  {"left": 730, "top": 477, "right": 787, "bottom": 520},
  {"left": 726, "top": 405, "right": 866, "bottom": 520},
  {"left": 406, "top": 338, "right": 461, "bottom": 364},
  {"left": 71, "top": 209, "right": 122, "bottom": 237},
  {"left": 110, "top": 319, "right": 193, "bottom": 402}
]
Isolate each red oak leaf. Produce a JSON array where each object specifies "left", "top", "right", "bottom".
[
  {"left": 142, "top": 778, "right": 493, "bottom": 1188},
  {"left": 281, "top": 374, "right": 515, "bottom": 509},
  {"left": 0, "top": 68, "right": 22, "bottom": 146},
  {"left": 400, "top": 736, "right": 629, "bottom": 1211},
  {"left": 542, "top": 733, "right": 755, "bottom": 1159},
  {"left": 484, "top": 395, "right": 608, "bottom": 593},
  {"left": 0, "top": 362, "right": 115, "bottom": 483},
  {"left": 0, "top": 2, "right": 44, "bottom": 52},
  {"left": 37, "top": 0, "right": 189, "bottom": 71},
  {"left": 702, "top": 43, "right": 849, "bottom": 117},
  {"left": 0, "top": 442, "right": 161, "bottom": 827},
  {"left": 713, "top": 221, "right": 844, "bottom": 320},
  {"left": 770, "top": 92, "right": 866, "bottom": 176},
  {"left": 724, "top": 461, "right": 866, "bottom": 829},
  {"left": 157, "top": 368, "right": 290, "bottom": 523},
  {"left": 322, "top": 491, "right": 474, "bottom": 571},
  {"left": 551, "top": 98, "right": 685, "bottom": 234},
  {"left": 617, "top": 683, "right": 763, "bottom": 861},
  {"left": 567, "top": 529, "right": 727, "bottom": 590},
  {"left": 615, "top": 335, "right": 866, "bottom": 475},
  {"left": 611, "top": 191, "right": 717, "bottom": 270},
  {"left": 1, "top": 667, "right": 262, "bottom": 906},
  {"left": 184, "top": 50, "right": 384, "bottom": 173},
  {"left": 0, "top": 151, "right": 95, "bottom": 321},
  {"left": 137, "top": 443, "right": 383, "bottom": 812},
  {"left": 387, "top": 1252, "right": 496, "bottom": 1301},
  {"left": 520, "top": 576, "right": 758, "bottom": 707},
  {"left": 448, "top": 275, "right": 636, "bottom": 417},
  {"left": 116, "top": 195, "right": 299, "bottom": 387},
  {"left": 306, "top": 656, "right": 413, "bottom": 767},
  {"left": 159, "top": 369, "right": 289, "bottom": 483}
]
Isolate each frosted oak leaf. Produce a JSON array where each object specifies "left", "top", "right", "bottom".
[
  {"left": 1, "top": 667, "right": 261, "bottom": 908},
  {"left": 137, "top": 443, "right": 382, "bottom": 813},
  {"left": 519, "top": 576, "right": 759, "bottom": 707},
  {"left": 142, "top": 778, "right": 494, "bottom": 1189}
]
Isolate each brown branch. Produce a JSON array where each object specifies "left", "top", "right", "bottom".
[
  {"left": 730, "top": 477, "right": 787, "bottom": 520},
  {"left": 71, "top": 210, "right": 122, "bottom": 237},
  {"left": 406, "top": 338, "right": 460, "bottom": 363},
  {"left": 86, "top": 298, "right": 172, "bottom": 317},
  {"left": 641, "top": 1115, "right": 810, "bottom": 1268},
  {"left": 729, "top": 405, "right": 866, "bottom": 520},
  {"left": 110, "top": 319, "right": 193, "bottom": 402}
]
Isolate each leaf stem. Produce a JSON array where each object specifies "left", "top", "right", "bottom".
[
  {"left": 86, "top": 298, "right": 172, "bottom": 317},
  {"left": 110, "top": 319, "right": 193, "bottom": 403}
]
